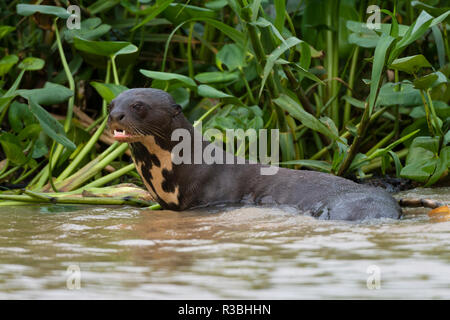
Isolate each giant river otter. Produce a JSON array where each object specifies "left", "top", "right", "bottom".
[{"left": 108, "top": 88, "right": 403, "bottom": 221}]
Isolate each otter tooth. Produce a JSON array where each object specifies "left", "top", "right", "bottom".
[{"left": 114, "top": 129, "right": 126, "bottom": 136}]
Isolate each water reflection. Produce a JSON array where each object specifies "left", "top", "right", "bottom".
[{"left": 0, "top": 188, "right": 449, "bottom": 299}]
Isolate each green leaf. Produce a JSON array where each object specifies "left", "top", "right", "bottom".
[
  {"left": 377, "top": 82, "right": 423, "bottom": 107},
  {"left": 388, "top": 150, "right": 403, "bottom": 177},
  {"left": 17, "top": 82, "right": 73, "bottom": 105},
  {"left": 0, "top": 25, "right": 16, "bottom": 40},
  {"left": 17, "top": 123, "right": 41, "bottom": 141},
  {"left": 8, "top": 101, "right": 36, "bottom": 133},
  {"left": 250, "top": 0, "right": 263, "bottom": 21},
  {"left": 273, "top": 94, "right": 340, "bottom": 141},
  {"left": 274, "top": 0, "right": 286, "bottom": 33},
  {"left": 346, "top": 20, "right": 409, "bottom": 36},
  {"left": 389, "top": 10, "right": 450, "bottom": 63},
  {"left": 90, "top": 82, "right": 128, "bottom": 103},
  {"left": 342, "top": 95, "right": 365, "bottom": 109},
  {"left": 169, "top": 87, "right": 190, "bottom": 109},
  {"left": 163, "top": 3, "right": 216, "bottom": 26},
  {"left": 292, "top": 63, "right": 324, "bottom": 85},
  {"left": 426, "top": 146, "right": 449, "bottom": 186},
  {"left": 432, "top": 25, "right": 446, "bottom": 69},
  {"left": 205, "top": 0, "right": 228, "bottom": 10},
  {"left": 115, "top": 44, "right": 139, "bottom": 56},
  {"left": 411, "top": 1, "right": 450, "bottom": 17},
  {"left": 260, "top": 37, "right": 301, "bottom": 97},
  {"left": 140, "top": 69, "right": 196, "bottom": 87},
  {"left": 279, "top": 132, "right": 295, "bottom": 162},
  {"left": 74, "top": 37, "right": 134, "bottom": 57},
  {"left": 406, "top": 136, "right": 440, "bottom": 161},
  {"left": 297, "top": 42, "right": 311, "bottom": 83},
  {"left": 348, "top": 32, "right": 379, "bottom": 48},
  {"left": 368, "top": 34, "right": 395, "bottom": 114},
  {"left": 400, "top": 159, "right": 437, "bottom": 182},
  {"left": 16, "top": 4, "right": 71, "bottom": 19},
  {"left": 194, "top": 71, "right": 238, "bottom": 84},
  {"left": 63, "top": 17, "right": 111, "bottom": 43},
  {"left": 32, "top": 138, "right": 48, "bottom": 159},
  {"left": 319, "top": 116, "right": 339, "bottom": 138},
  {"left": 0, "top": 96, "right": 16, "bottom": 116},
  {"left": 132, "top": 0, "right": 175, "bottom": 31},
  {"left": 430, "top": 8, "right": 450, "bottom": 28},
  {"left": 413, "top": 73, "right": 439, "bottom": 90},
  {"left": 197, "top": 85, "right": 232, "bottom": 98},
  {"left": 444, "top": 130, "right": 450, "bottom": 146},
  {"left": 367, "top": 129, "right": 420, "bottom": 161},
  {"left": 381, "top": 9, "right": 399, "bottom": 38},
  {"left": 28, "top": 99, "right": 76, "bottom": 151},
  {"left": 18, "top": 57, "right": 45, "bottom": 71},
  {"left": 162, "top": 18, "right": 245, "bottom": 71},
  {"left": 390, "top": 54, "right": 432, "bottom": 74},
  {"left": 400, "top": 135, "right": 440, "bottom": 182},
  {"left": 0, "top": 55, "right": 19, "bottom": 77},
  {"left": 52, "top": 55, "right": 83, "bottom": 85},
  {"left": 251, "top": 17, "right": 286, "bottom": 45},
  {"left": 216, "top": 44, "right": 246, "bottom": 71},
  {"left": 0, "top": 132, "right": 29, "bottom": 165},
  {"left": 87, "top": 0, "right": 120, "bottom": 14},
  {"left": 277, "top": 159, "right": 332, "bottom": 172},
  {"left": 346, "top": 20, "right": 408, "bottom": 48}
]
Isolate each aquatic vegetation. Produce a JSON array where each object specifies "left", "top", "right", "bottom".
[{"left": 0, "top": 0, "right": 449, "bottom": 205}]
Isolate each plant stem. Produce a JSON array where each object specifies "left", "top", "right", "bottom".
[
  {"left": 194, "top": 103, "right": 222, "bottom": 127},
  {"left": 56, "top": 142, "right": 128, "bottom": 191},
  {"left": 54, "top": 19, "right": 75, "bottom": 133},
  {"left": 0, "top": 165, "right": 20, "bottom": 180},
  {"left": 48, "top": 141, "right": 58, "bottom": 192},
  {"left": 362, "top": 148, "right": 408, "bottom": 172},
  {"left": 443, "top": 22, "right": 450, "bottom": 63},
  {"left": 111, "top": 56, "right": 120, "bottom": 85},
  {"left": 0, "top": 159, "right": 9, "bottom": 177},
  {"left": 425, "top": 89, "right": 444, "bottom": 145},
  {"left": 56, "top": 117, "right": 108, "bottom": 182},
  {"left": 343, "top": 46, "right": 359, "bottom": 125},
  {"left": 239, "top": 67, "right": 256, "bottom": 104},
  {"left": 0, "top": 69, "right": 25, "bottom": 124},
  {"left": 337, "top": 101, "right": 371, "bottom": 176},
  {"left": 39, "top": 19, "right": 78, "bottom": 189},
  {"left": 366, "top": 131, "right": 395, "bottom": 156},
  {"left": 102, "top": 60, "right": 112, "bottom": 116},
  {"left": 325, "top": 0, "right": 340, "bottom": 127},
  {"left": 0, "top": 193, "right": 152, "bottom": 206},
  {"left": 81, "top": 163, "right": 135, "bottom": 189},
  {"left": 419, "top": 88, "right": 436, "bottom": 137},
  {"left": 12, "top": 161, "right": 44, "bottom": 184},
  {"left": 187, "top": 22, "right": 195, "bottom": 79}
]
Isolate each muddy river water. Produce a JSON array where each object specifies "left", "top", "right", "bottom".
[{"left": 0, "top": 187, "right": 449, "bottom": 299}]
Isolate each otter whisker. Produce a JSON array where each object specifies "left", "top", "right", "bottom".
[{"left": 143, "top": 125, "right": 167, "bottom": 140}]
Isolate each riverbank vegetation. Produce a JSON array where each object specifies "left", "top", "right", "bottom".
[{"left": 0, "top": 0, "right": 449, "bottom": 206}]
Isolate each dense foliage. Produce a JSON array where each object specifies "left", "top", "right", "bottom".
[{"left": 0, "top": 0, "right": 449, "bottom": 201}]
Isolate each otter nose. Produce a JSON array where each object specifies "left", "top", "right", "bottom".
[{"left": 109, "top": 111, "right": 126, "bottom": 122}]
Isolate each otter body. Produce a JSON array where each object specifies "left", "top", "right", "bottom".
[{"left": 108, "top": 88, "right": 402, "bottom": 221}]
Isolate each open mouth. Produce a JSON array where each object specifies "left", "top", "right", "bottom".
[
  {"left": 113, "top": 129, "right": 131, "bottom": 138},
  {"left": 111, "top": 128, "right": 139, "bottom": 141}
]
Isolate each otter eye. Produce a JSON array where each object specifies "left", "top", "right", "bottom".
[{"left": 131, "top": 103, "right": 144, "bottom": 111}]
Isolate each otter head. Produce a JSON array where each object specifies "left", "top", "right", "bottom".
[
  {"left": 108, "top": 88, "right": 183, "bottom": 208},
  {"left": 108, "top": 88, "right": 182, "bottom": 143}
]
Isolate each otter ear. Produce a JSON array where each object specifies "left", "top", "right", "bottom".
[{"left": 172, "top": 104, "right": 182, "bottom": 117}]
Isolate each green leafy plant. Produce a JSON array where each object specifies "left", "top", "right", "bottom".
[{"left": 0, "top": 0, "right": 449, "bottom": 208}]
